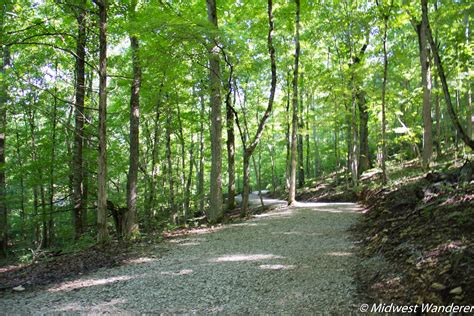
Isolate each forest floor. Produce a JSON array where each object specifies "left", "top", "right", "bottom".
[{"left": 0, "top": 195, "right": 361, "bottom": 314}]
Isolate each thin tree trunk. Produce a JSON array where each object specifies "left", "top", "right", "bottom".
[
  {"left": 73, "top": 0, "right": 87, "bottom": 240},
  {"left": 124, "top": 0, "right": 141, "bottom": 239},
  {"left": 297, "top": 75, "right": 304, "bottom": 187},
  {"left": 206, "top": 0, "right": 223, "bottom": 223},
  {"left": 433, "top": 75, "right": 441, "bottom": 156},
  {"left": 14, "top": 120, "right": 25, "bottom": 240},
  {"left": 464, "top": 11, "right": 472, "bottom": 139},
  {"left": 0, "top": 46, "right": 8, "bottom": 257},
  {"left": 184, "top": 136, "right": 194, "bottom": 220},
  {"left": 240, "top": 0, "right": 277, "bottom": 215},
  {"left": 48, "top": 64, "right": 58, "bottom": 245},
  {"left": 358, "top": 90, "right": 369, "bottom": 174},
  {"left": 285, "top": 70, "right": 291, "bottom": 190},
  {"left": 225, "top": 70, "right": 235, "bottom": 211},
  {"left": 421, "top": 0, "right": 474, "bottom": 150},
  {"left": 197, "top": 94, "right": 205, "bottom": 211},
  {"left": 288, "top": 0, "right": 300, "bottom": 205},
  {"left": 417, "top": 17, "right": 433, "bottom": 169},
  {"left": 165, "top": 115, "right": 175, "bottom": 214},
  {"left": 177, "top": 105, "right": 186, "bottom": 220},
  {"left": 381, "top": 13, "right": 388, "bottom": 183},
  {"left": 96, "top": 0, "right": 109, "bottom": 243}
]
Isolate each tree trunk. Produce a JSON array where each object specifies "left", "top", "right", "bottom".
[
  {"left": 124, "top": 0, "right": 141, "bottom": 240},
  {"left": 417, "top": 17, "right": 433, "bottom": 169},
  {"left": 165, "top": 115, "right": 175, "bottom": 214},
  {"left": 206, "top": 0, "right": 223, "bottom": 223},
  {"left": 297, "top": 77, "right": 304, "bottom": 187},
  {"left": 48, "top": 65, "right": 58, "bottom": 246},
  {"left": 464, "top": 11, "right": 472, "bottom": 140},
  {"left": 0, "top": 46, "right": 8, "bottom": 257},
  {"left": 421, "top": 0, "right": 474, "bottom": 150},
  {"left": 184, "top": 137, "right": 194, "bottom": 220},
  {"left": 144, "top": 95, "right": 161, "bottom": 232},
  {"left": 434, "top": 76, "right": 441, "bottom": 156},
  {"left": 358, "top": 90, "right": 370, "bottom": 175},
  {"left": 197, "top": 94, "right": 205, "bottom": 212},
  {"left": 73, "top": 0, "right": 87, "bottom": 240},
  {"left": 242, "top": 154, "right": 251, "bottom": 214},
  {"left": 381, "top": 13, "right": 388, "bottom": 184},
  {"left": 226, "top": 81, "right": 235, "bottom": 211},
  {"left": 285, "top": 71, "right": 291, "bottom": 190},
  {"left": 288, "top": 0, "right": 300, "bottom": 205},
  {"left": 96, "top": 0, "right": 109, "bottom": 243},
  {"left": 239, "top": 0, "right": 277, "bottom": 215}
]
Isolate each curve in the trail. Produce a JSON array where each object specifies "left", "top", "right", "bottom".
[{"left": 0, "top": 198, "right": 361, "bottom": 314}]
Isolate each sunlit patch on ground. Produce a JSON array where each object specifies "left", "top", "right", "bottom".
[
  {"left": 209, "top": 254, "right": 284, "bottom": 263},
  {"left": 271, "top": 231, "right": 324, "bottom": 236},
  {"left": 160, "top": 269, "right": 193, "bottom": 276},
  {"left": 291, "top": 201, "right": 362, "bottom": 213},
  {"left": 48, "top": 275, "right": 135, "bottom": 292},
  {"left": 253, "top": 210, "right": 294, "bottom": 218},
  {"left": 228, "top": 222, "right": 266, "bottom": 227},
  {"left": 327, "top": 251, "right": 353, "bottom": 256},
  {"left": 259, "top": 264, "right": 296, "bottom": 270},
  {"left": 125, "top": 257, "right": 156, "bottom": 264}
]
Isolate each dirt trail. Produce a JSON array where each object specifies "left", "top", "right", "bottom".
[{"left": 1, "top": 198, "right": 361, "bottom": 314}]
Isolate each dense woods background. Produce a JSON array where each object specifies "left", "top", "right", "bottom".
[{"left": 0, "top": 0, "right": 472, "bottom": 258}]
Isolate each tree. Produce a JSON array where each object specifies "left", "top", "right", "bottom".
[
  {"left": 288, "top": 0, "right": 300, "bottom": 205},
  {"left": 0, "top": 39, "right": 8, "bottom": 259},
  {"left": 414, "top": 4, "right": 433, "bottom": 168},
  {"left": 96, "top": 0, "right": 109, "bottom": 243},
  {"left": 239, "top": 0, "right": 277, "bottom": 216},
  {"left": 421, "top": 0, "right": 474, "bottom": 150},
  {"left": 206, "top": 0, "right": 223, "bottom": 223},
  {"left": 72, "top": 0, "right": 87, "bottom": 239},
  {"left": 124, "top": 0, "right": 141, "bottom": 240}
]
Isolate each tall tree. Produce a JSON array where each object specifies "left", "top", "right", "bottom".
[
  {"left": 96, "top": 0, "right": 109, "bottom": 243},
  {"left": 124, "top": 0, "right": 141, "bottom": 240},
  {"left": 288, "top": 0, "right": 300, "bottom": 205},
  {"left": 239, "top": 0, "right": 277, "bottom": 215},
  {"left": 416, "top": 5, "right": 433, "bottom": 168},
  {"left": 421, "top": 0, "right": 474, "bottom": 150},
  {"left": 206, "top": 0, "right": 223, "bottom": 223},
  {"left": 73, "top": 0, "right": 87, "bottom": 239},
  {"left": 0, "top": 37, "right": 8, "bottom": 258},
  {"left": 380, "top": 3, "right": 389, "bottom": 184}
]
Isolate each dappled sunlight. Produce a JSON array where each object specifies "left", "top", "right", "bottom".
[
  {"left": 209, "top": 254, "right": 284, "bottom": 263},
  {"left": 253, "top": 210, "right": 295, "bottom": 219},
  {"left": 228, "top": 222, "right": 267, "bottom": 227},
  {"left": 125, "top": 257, "right": 156, "bottom": 264},
  {"left": 291, "top": 201, "right": 361, "bottom": 213},
  {"left": 48, "top": 275, "right": 136, "bottom": 292},
  {"left": 178, "top": 242, "right": 201, "bottom": 247},
  {"left": 327, "top": 251, "right": 353, "bottom": 257},
  {"left": 53, "top": 298, "right": 127, "bottom": 313},
  {"left": 271, "top": 231, "right": 324, "bottom": 237},
  {"left": 160, "top": 269, "right": 193, "bottom": 276},
  {"left": 259, "top": 264, "right": 296, "bottom": 270},
  {"left": 168, "top": 237, "right": 206, "bottom": 246}
]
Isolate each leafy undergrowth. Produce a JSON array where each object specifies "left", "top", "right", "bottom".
[
  {"left": 0, "top": 242, "right": 159, "bottom": 292},
  {"left": 353, "top": 162, "right": 474, "bottom": 306}
]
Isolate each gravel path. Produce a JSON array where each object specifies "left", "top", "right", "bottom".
[{"left": 1, "top": 197, "right": 361, "bottom": 314}]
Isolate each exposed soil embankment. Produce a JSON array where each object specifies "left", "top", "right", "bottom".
[{"left": 353, "top": 164, "right": 474, "bottom": 305}]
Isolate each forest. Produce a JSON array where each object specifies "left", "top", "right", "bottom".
[{"left": 0, "top": 0, "right": 473, "bottom": 313}]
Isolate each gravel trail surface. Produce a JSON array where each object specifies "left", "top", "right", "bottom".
[{"left": 1, "top": 197, "right": 361, "bottom": 314}]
